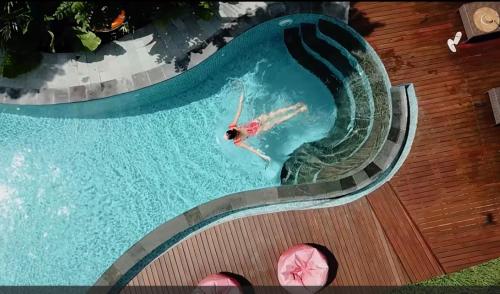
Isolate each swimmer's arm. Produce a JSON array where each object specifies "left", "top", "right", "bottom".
[
  {"left": 237, "top": 142, "right": 271, "bottom": 162},
  {"left": 230, "top": 83, "right": 245, "bottom": 126}
]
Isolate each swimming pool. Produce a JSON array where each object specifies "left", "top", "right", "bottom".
[{"left": 0, "top": 14, "right": 393, "bottom": 285}]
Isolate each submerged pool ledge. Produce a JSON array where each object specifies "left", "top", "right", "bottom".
[{"left": 92, "top": 83, "right": 418, "bottom": 292}]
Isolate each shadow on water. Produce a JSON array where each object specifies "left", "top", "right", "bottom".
[{"left": 348, "top": 2, "right": 385, "bottom": 37}]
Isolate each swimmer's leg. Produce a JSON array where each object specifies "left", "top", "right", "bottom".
[
  {"left": 260, "top": 104, "right": 307, "bottom": 132},
  {"left": 266, "top": 103, "right": 304, "bottom": 119},
  {"left": 256, "top": 102, "right": 305, "bottom": 125}
]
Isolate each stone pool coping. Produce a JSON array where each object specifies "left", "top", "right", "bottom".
[
  {"left": 92, "top": 83, "right": 417, "bottom": 292},
  {"left": 0, "top": 2, "right": 349, "bottom": 105}
]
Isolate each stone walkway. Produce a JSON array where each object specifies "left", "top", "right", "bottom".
[{"left": 0, "top": 2, "right": 349, "bottom": 105}]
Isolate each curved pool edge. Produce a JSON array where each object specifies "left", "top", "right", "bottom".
[{"left": 91, "top": 83, "right": 418, "bottom": 292}]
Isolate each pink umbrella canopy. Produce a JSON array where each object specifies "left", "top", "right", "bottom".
[
  {"left": 195, "top": 273, "right": 243, "bottom": 294},
  {"left": 277, "top": 244, "right": 329, "bottom": 293}
]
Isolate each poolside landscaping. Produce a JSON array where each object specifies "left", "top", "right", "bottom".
[
  {"left": 417, "top": 258, "right": 500, "bottom": 286},
  {"left": 0, "top": 1, "right": 217, "bottom": 78}
]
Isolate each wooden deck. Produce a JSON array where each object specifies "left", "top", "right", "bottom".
[
  {"left": 125, "top": 183, "right": 442, "bottom": 288},
  {"left": 124, "top": 2, "right": 500, "bottom": 289},
  {"left": 361, "top": 1, "right": 500, "bottom": 273}
]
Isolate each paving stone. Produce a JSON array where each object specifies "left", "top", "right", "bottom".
[
  {"left": 116, "top": 78, "right": 135, "bottom": 93},
  {"left": 340, "top": 176, "right": 356, "bottom": 190},
  {"left": 229, "top": 188, "right": 276, "bottom": 206},
  {"left": 100, "top": 80, "right": 120, "bottom": 98},
  {"left": 387, "top": 127, "right": 400, "bottom": 143},
  {"left": 96, "top": 265, "right": 121, "bottom": 287},
  {"left": 159, "top": 63, "right": 179, "bottom": 80},
  {"left": 198, "top": 198, "right": 233, "bottom": 220},
  {"left": 53, "top": 88, "right": 69, "bottom": 103},
  {"left": 131, "top": 72, "right": 151, "bottom": 89},
  {"left": 364, "top": 162, "right": 382, "bottom": 178},
  {"left": 69, "top": 85, "right": 87, "bottom": 101},
  {"left": 353, "top": 170, "right": 370, "bottom": 186},
  {"left": 184, "top": 207, "right": 203, "bottom": 226},
  {"left": 38, "top": 88, "right": 55, "bottom": 104},
  {"left": 146, "top": 67, "right": 165, "bottom": 84},
  {"left": 391, "top": 113, "right": 401, "bottom": 129},
  {"left": 86, "top": 83, "right": 102, "bottom": 100},
  {"left": 17, "top": 89, "right": 39, "bottom": 105}
]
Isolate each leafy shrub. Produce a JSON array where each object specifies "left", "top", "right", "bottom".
[
  {"left": 0, "top": 1, "right": 32, "bottom": 45},
  {"left": 0, "top": 1, "right": 221, "bottom": 77},
  {"left": 0, "top": 1, "right": 44, "bottom": 77},
  {"left": 0, "top": 48, "right": 42, "bottom": 78},
  {"left": 50, "top": 1, "right": 101, "bottom": 51},
  {"left": 195, "top": 2, "right": 218, "bottom": 21}
]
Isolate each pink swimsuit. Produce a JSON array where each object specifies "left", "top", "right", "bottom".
[{"left": 229, "top": 120, "right": 261, "bottom": 144}]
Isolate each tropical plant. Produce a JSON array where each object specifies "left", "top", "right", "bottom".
[
  {"left": 195, "top": 1, "right": 218, "bottom": 21},
  {"left": 0, "top": 1, "right": 44, "bottom": 78},
  {"left": 0, "top": 1, "right": 32, "bottom": 47},
  {"left": 0, "top": 1, "right": 221, "bottom": 78},
  {"left": 50, "top": 1, "right": 101, "bottom": 51}
]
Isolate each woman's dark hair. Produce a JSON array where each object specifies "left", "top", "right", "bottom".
[{"left": 226, "top": 128, "right": 239, "bottom": 140}]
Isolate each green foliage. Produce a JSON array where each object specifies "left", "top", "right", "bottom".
[
  {"left": 53, "top": 1, "right": 92, "bottom": 31},
  {"left": 52, "top": 1, "right": 101, "bottom": 51},
  {"left": 0, "top": 49, "right": 41, "bottom": 78},
  {"left": 417, "top": 258, "right": 500, "bottom": 286},
  {"left": 0, "top": 1, "right": 32, "bottom": 48},
  {"left": 195, "top": 1, "right": 217, "bottom": 21},
  {"left": 0, "top": 1, "right": 221, "bottom": 77},
  {"left": 0, "top": 1, "right": 45, "bottom": 77},
  {"left": 76, "top": 30, "right": 100, "bottom": 51}
]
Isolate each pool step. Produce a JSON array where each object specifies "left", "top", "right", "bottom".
[
  {"left": 299, "top": 23, "right": 358, "bottom": 149},
  {"left": 300, "top": 22, "right": 374, "bottom": 158},
  {"left": 283, "top": 27, "right": 344, "bottom": 95},
  {"left": 315, "top": 19, "right": 392, "bottom": 182},
  {"left": 281, "top": 18, "right": 392, "bottom": 184}
]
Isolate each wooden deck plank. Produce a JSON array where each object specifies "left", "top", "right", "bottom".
[
  {"left": 352, "top": 198, "right": 395, "bottom": 284},
  {"left": 342, "top": 201, "right": 378, "bottom": 284},
  {"left": 223, "top": 220, "right": 248, "bottom": 280}
]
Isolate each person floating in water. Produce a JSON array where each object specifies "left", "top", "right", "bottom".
[{"left": 224, "top": 82, "right": 308, "bottom": 163}]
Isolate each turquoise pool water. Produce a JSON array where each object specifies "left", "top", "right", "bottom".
[{"left": 0, "top": 18, "right": 336, "bottom": 284}]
